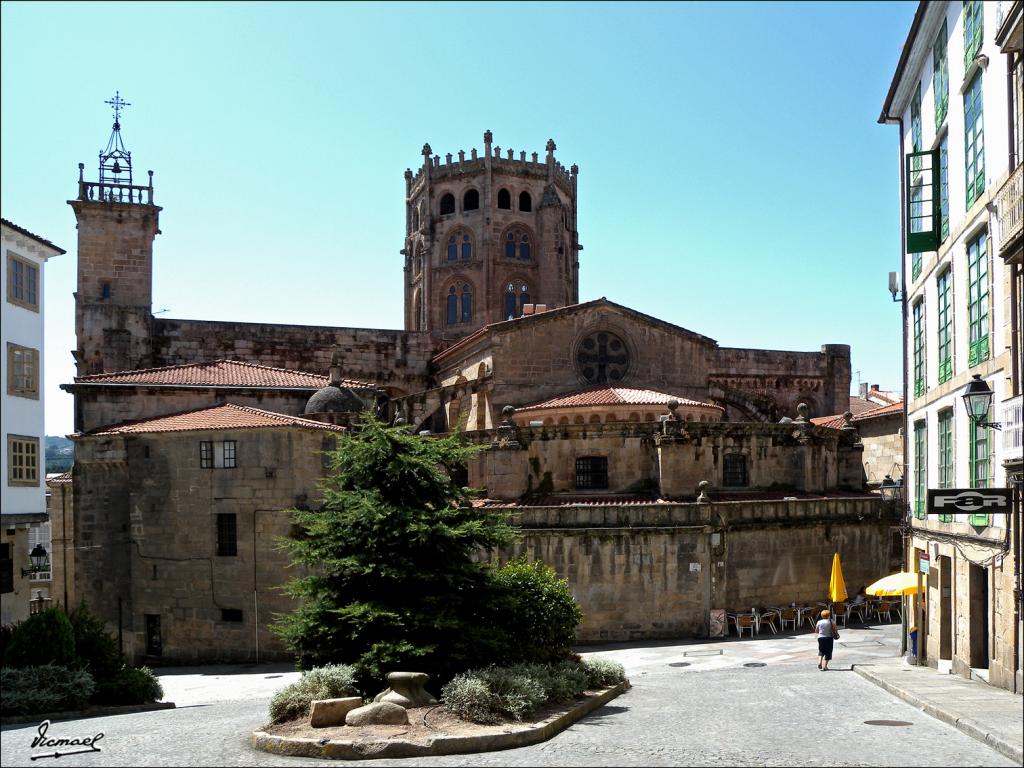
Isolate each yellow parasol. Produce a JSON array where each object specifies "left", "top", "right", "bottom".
[
  {"left": 865, "top": 571, "right": 921, "bottom": 596},
  {"left": 828, "top": 552, "right": 847, "bottom": 603}
]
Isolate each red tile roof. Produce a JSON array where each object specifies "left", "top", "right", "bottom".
[
  {"left": 1, "top": 217, "right": 66, "bottom": 254},
  {"left": 46, "top": 471, "right": 72, "bottom": 485},
  {"left": 73, "top": 359, "right": 374, "bottom": 390},
  {"left": 518, "top": 387, "right": 723, "bottom": 412},
  {"left": 854, "top": 401, "right": 904, "bottom": 420},
  {"left": 811, "top": 414, "right": 849, "bottom": 429},
  {"left": 84, "top": 403, "right": 340, "bottom": 436},
  {"left": 847, "top": 396, "right": 878, "bottom": 416}
]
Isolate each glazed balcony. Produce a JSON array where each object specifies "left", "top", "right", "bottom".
[{"left": 994, "top": 163, "right": 1023, "bottom": 257}]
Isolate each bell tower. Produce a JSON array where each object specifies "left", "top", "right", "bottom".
[
  {"left": 403, "top": 131, "right": 581, "bottom": 338},
  {"left": 69, "top": 92, "right": 161, "bottom": 375}
]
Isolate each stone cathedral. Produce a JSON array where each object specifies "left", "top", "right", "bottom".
[{"left": 58, "top": 113, "right": 895, "bottom": 665}]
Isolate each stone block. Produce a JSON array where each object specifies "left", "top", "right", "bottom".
[
  {"left": 310, "top": 697, "right": 363, "bottom": 728},
  {"left": 345, "top": 701, "right": 409, "bottom": 726}
]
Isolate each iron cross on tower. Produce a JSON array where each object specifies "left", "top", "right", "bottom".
[{"left": 105, "top": 91, "right": 131, "bottom": 127}]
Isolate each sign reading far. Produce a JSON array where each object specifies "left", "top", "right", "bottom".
[{"left": 926, "top": 488, "right": 1013, "bottom": 514}]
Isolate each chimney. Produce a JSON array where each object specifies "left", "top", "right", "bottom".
[
  {"left": 522, "top": 304, "right": 535, "bottom": 315},
  {"left": 535, "top": 304, "right": 548, "bottom": 313},
  {"left": 859, "top": 382, "right": 868, "bottom": 399}
]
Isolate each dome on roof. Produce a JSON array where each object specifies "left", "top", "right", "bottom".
[{"left": 304, "top": 384, "right": 365, "bottom": 415}]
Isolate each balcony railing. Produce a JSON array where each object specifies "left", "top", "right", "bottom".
[
  {"left": 78, "top": 180, "right": 153, "bottom": 205},
  {"left": 994, "top": 164, "right": 1023, "bottom": 255}
]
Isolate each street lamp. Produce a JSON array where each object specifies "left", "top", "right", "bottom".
[
  {"left": 879, "top": 474, "right": 902, "bottom": 504},
  {"left": 961, "top": 374, "right": 1002, "bottom": 430},
  {"left": 21, "top": 544, "right": 48, "bottom": 577}
]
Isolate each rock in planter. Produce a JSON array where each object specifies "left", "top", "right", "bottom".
[
  {"left": 373, "top": 671, "right": 438, "bottom": 708},
  {"left": 310, "top": 697, "right": 364, "bottom": 728},
  {"left": 345, "top": 701, "right": 409, "bottom": 726}
]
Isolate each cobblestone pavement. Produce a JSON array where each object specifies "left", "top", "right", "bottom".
[{"left": 1, "top": 623, "right": 1017, "bottom": 767}]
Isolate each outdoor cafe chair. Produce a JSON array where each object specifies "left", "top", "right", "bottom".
[
  {"left": 831, "top": 603, "right": 849, "bottom": 627},
  {"left": 778, "top": 608, "right": 799, "bottom": 632},
  {"left": 802, "top": 606, "right": 820, "bottom": 629},
  {"left": 876, "top": 601, "right": 895, "bottom": 622},
  {"left": 735, "top": 613, "right": 756, "bottom": 638},
  {"left": 758, "top": 610, "right": 779, "bottom": 634}
]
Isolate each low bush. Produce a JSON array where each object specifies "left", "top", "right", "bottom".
[
  {"left": 581, "top": 657, "right": 626, "bottom": 688},
  {"left": 268, "top": 663, "right": 359, "bottom": 723},
  {"left": 0, "top": 664, "right": 95, "bottom": 715},
  {"left": 69, "top": 602, "right": 124, "bottom": 684},
  {"left": 3, "top": 609, "right": 76, "bottom": 669},
  {"left": 92, "top": 666, "right": 163, "bottom": 706}
]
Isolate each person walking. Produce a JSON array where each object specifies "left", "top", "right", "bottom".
[{"left": 816, "top": 609, "right": 839, "bottom": 670}]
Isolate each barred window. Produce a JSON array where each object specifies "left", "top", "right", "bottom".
[
  {"left": 216, "top": 513, "right": 237, "bottom": 557},
  {"left": 575, "top": 456, "right": 608, "bottom": 490},
  {"left": 723, "top": 454, "right": 748, "bottom": 487}
]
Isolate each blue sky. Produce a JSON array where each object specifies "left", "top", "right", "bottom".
[{"left": 1, "top": 0, "right": 917, "bottom": 435}]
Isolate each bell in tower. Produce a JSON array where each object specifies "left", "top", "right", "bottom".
[{"left": 99, "top": 90, "right": 133, "bottom": 188}]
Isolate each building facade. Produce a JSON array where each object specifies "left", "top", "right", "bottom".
[
  {"left": 1, "top": 218, "right": 64, "bottom": 625},
  {"left": 880, "top": 0, "right": 1023, "bottom": 693}
]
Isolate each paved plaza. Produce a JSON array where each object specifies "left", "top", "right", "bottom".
[{"left": 1, "top": 623, "right": 1018, "bottom": 767}]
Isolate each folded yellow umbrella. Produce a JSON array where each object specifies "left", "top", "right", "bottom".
[
  {"left": 828, "top": 552, "right": 847, "bottom": 603},
  {"left": 866, "top": 571, "right": 921, "bottom": 596}
]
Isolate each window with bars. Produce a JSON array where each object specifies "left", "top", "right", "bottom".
[
  {"left": 216, "top": 513, "right": 237, "bottom": 556},
  {"left": 8, "top": 435, "right": 39, "bottom": 486},
  {"left": 913, "top": 421, "right": 927, "bottom": 519},
  {"left": 964, "top": 72, "right": 985, "bottom": 209},
  {"left": 575, "top": 456, "right": 608, "bottom": 490},
  {"left": 939, "top": 136, "right": 949, "bottom": 241},
  {"left": 934, "top": 19, "right": 948, "bottom": 129},
  {"left": 936, "top": 268, "right": 952, "bottom": 383},
  {"left": 7, "top": 253, "right": 39, "bottom": 311},
  {"left": 723, "top": 454, "right": 749, "bottom": 487},
  {"left": 969, "top": 420, "right": 990, "bottom": 491},
  {"left": 913, "top": 300, "right": 926, "bottom": 398},
  {"left": 966, "top": 233, "right": 989, "bottom": 366},
  {"left": 963, "top": 0, "right": 983, "bottom": 70},
  {"left": 7, "top": 343, "right": 39, "bottom": 398},
  {"left": 937, "top": 409, "right": 954, "bottom": 521}
]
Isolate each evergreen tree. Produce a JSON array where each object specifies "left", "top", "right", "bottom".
[{"left": 273, "top": 414, "right": 517, "bottom": 690}]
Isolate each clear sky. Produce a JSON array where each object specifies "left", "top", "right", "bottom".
[{"left": 1, "top": 0, "right": 917, "bottom": 436}]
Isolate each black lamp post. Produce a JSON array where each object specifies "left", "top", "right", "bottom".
[
  {"left": 879, "top": 474, "right": 902, "bottom": 504},
  {"left": 962, "top": 374, "right": 1002, "bottom": 430},
  {"left": 21, "top": 544, "right": 48, "bottom": 577}
]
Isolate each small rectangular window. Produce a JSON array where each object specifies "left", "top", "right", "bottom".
[
  {"left": 575, "top": 456, "right": 608, "bottom": 490},
  {"left": 221, "top": 440, "right": 236, "bottom": 469},
  {"left": 200, "top": 441, "right": 213, "bottom": 469},
  {"left": 7, "top": 343, "right": 39, "bottom": 398},
  {"left": 6, "top": 253, "right": 39, "bottom": 311},
  {"left": 145, "top": 614, "right": 162, "bottom": 656},
  {"left": 723, "top": 454, "right": 748, "bottom": 487},
  {"left": 216, "top": 513, "right": 237, "bottom": 557},
  {"left": 8, "top": 435, "right": 39, "bottom": 486},
  {"left": 221, "top": 608, "right": 243, "bottom": 622}
]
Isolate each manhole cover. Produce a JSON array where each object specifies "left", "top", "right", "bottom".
[
  {"left": 264, "top": 674, "right": 283, "bottom": 679},
  {"left": 683, "top": 649, "right": 724, "bottom": 657},
  {"left": 840, "top": 640, "right": 886, "bottom": 648},
  {"left": 743, "top": 662, "right": 767, "bottom": 668},
  {"left": 864, "top": 720, "right": 913, "bottom": 727},
  {"left": 668, "top": 662, "right": 692, "bottom": 668}
]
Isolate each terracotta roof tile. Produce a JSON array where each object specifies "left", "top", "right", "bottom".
[
  {"left": 847, "top": 396, "right": 878, "bottom": 416},
  {"left": 85, "top": 403, "right": 341, "bottom": 436},
  {"left": 811, "top": 400, "right": 904, "bottom": 430},
  {"left": 73, "top": 359, "right": 374, "bottom": 390},
  {"left": 853, "top": 401, "right": 904, "bottom": 420},
  {"left": 46, "top": 471, "right": 72, "bottom": 485},
  {"left": 518, "top": 387, "right": 723, "bottom": 412},
  {"left": 811, "top": 414, "right": 849, "bottom": 429}
]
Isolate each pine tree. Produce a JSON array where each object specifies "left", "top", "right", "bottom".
[{"left": 273, "top": 415, "right": 517, "bottom": 690}]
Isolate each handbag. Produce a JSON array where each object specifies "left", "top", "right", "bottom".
[{"left": 832, "top": 622, "right": 840, "bottom": 640}]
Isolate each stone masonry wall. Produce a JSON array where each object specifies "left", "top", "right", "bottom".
[{"left": 856, "top": 414, "right": 903, "bottom": 486}]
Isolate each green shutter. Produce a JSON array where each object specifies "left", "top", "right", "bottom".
[{"left": 906, "top": 150, "right": 941, "bottom": 252}]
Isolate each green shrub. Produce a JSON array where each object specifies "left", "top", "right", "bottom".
[
  {"left": 92, "top": 666, "right": 163, "bottom": 705},
  {"left": 437, "top": 675, "right": 497, "bottom": 723},
  {"left": 581, "top": 657, "right": 626, "bottom": 688},
  {"left": 0, "top": 664, "right": 95, "bottom": 715},
  {"left": 69, "top": 602, "right": 124, "bottom": 684},
  {"left": 0, "top": 621, "right": 20, "bottom": 663},
  {"left": 441, "top": 665, "right": 547, "bottom": 723},
  {"left": 268, "top": 663, "right": 359, "bottom": 723},
  {"left": 3, "top": 608, "right": 76, "bottom": 669},
  {"left": 486, "top": 557, "right": 583, "bottom": 665}
]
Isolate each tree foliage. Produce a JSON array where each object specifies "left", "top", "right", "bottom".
[{"left": 273, "top": 415, "right": 518, "bottom": 691}]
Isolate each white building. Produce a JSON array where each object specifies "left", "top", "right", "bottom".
[
  {"left": 880, "top": 0, "right": 1023, "bottom": 693},
  {"left": 1, "top": 218, "right": 65, "bottom": 624}
]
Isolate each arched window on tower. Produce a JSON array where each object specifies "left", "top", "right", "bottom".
[
  {"left": 504, "top": 229, "right": 531, "bottom": 260},
  {"left": 460, "top": 284, "right": 472, "bottom": 323},
  {"left": 447, "top": 236, "right": 458, "bottom": 262},
  {"left": 505, "top": 232, "right": 517, "bottom": 259},
  {"left": 519, "top": 233, "right": 530, "bottom": 260},
  {"left": 440, "top": 193, "right": 455, "bottom": 215},
  {"left": 519, "top": 191, "right": 532, "bottom": 212},
  {"left": 504, "top": 282, "right": 530, "bottom": 320},
  {"left": 497, "top": 188, "right": 511, "bottom": 209},
  {"left": 447, "top": 287, "right": 458, "bottom": 325},
  {"left": 519, "top": 282, "right": 530, "bottom": 311},
  {"left": 463, "top": 189, "right": 479, "bottom": 211},
  {"left": 461, "top": 233, "right": 472, "bottom": 260}
]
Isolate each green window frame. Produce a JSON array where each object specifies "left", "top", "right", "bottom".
[
  {"left": 937, "top": 409, "right": 954, "bottom": 521},
  {"left": 936, "top": 268, "right": 952, "bottom": 383},
  {"left": 963, "top": 0, "right": 983, "bottom": 70},
  {"left": 934, "top": 19, "right": 948, "bottom": 129},
  {"left": 913, "top": 300, "right": 926, "bottom": 398},
  {"left": 906, "top": 149, "right": 940, "bottom": 253},
  {"left": 964, "top": 72, "right": 985, "bottom": 209},
  {"left": 967, "top": 233, "right": 989, "bottom": 366},
  {"left": 969, "top": 420, "right": 990, "bottom": 490},
  {"left": 939, "top": 135, "right": 949, "bottom": 241},
  {"left": 911, "top": 82, "right": 922, "bottom": 171},
  {"left": 914, "top": 420, "right": 927, "bottom": 519}
]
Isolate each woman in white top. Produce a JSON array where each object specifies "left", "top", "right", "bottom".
[{"left": 815, "top": 609, "right": 838, "bottom": 671}]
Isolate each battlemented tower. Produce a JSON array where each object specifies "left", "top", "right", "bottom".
[
  {"left": 68, "top": 93, "right": 161, "bottom": 375},
  {"left": 402, "top": 131, "right": 581, "bottom": 337}
]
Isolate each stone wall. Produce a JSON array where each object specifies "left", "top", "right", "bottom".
[
  {"left": 150, "top": 319, "right": 435, "bottom": 396},
  {"left": 46, "top": 480, "right": 75, "bottom": 611},
  {"left": 856, "top": 413, "right": 903, "bottom": 486},
  {"left": 496, "top": 497, "right": 896, "bottom": 643}
]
